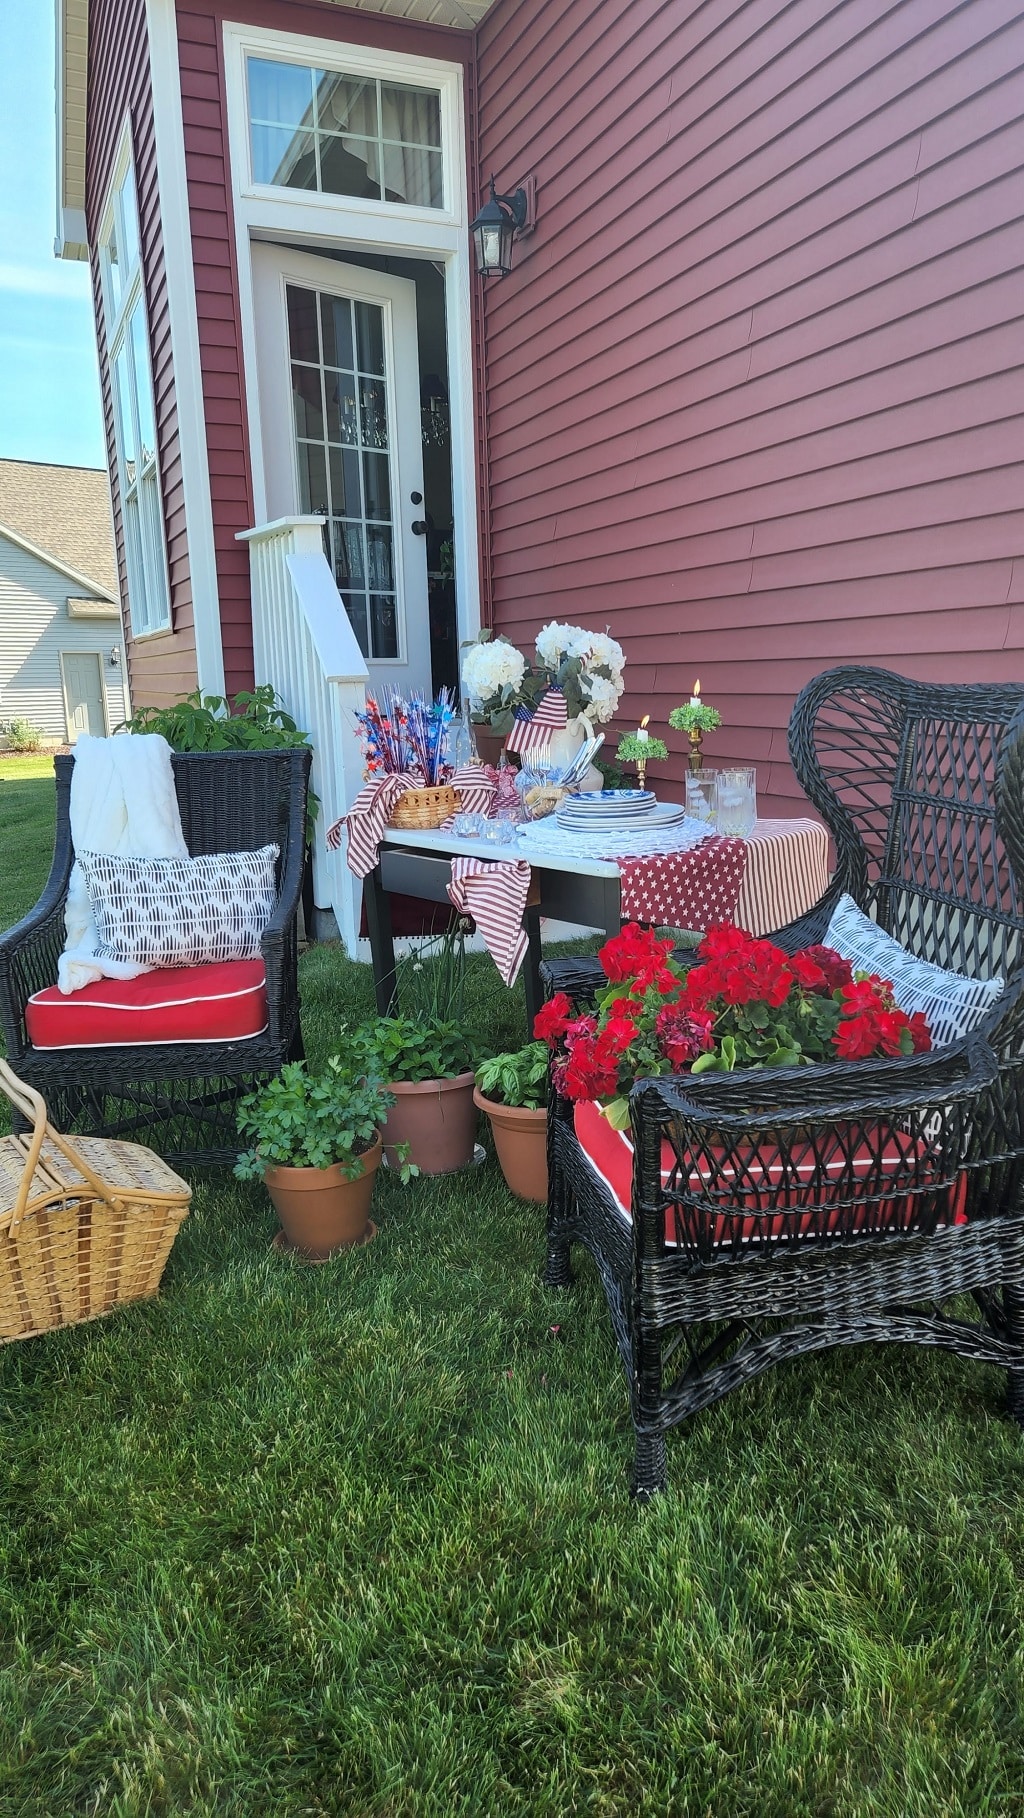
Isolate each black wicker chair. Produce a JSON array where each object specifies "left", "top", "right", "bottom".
[
  {"left": 542, "top": 667, "right": 1024, "bottom": 1495},
  {"left": 0, "top": 748, "right": 311, "bottom": 1165}
]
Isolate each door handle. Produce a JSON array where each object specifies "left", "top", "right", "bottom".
[{"left": 411, "top": 520, "right": 427, "bottom": 536}]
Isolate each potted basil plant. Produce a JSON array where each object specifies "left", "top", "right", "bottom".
[
  {"left": 474, "top": 1041, "right": 550, "bottom": 1203},
  {"left": 351, "top": 1016, "right": 477, "bottom": 1176},
  {"left": 234, "top": 1054, "right": 412, "bottom": 1258}
]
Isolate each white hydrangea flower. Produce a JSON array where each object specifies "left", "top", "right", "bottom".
[
  {"left": 535, "top": 622, "right": 577, "bottom": 672},
  {"left": 570, "top": 628, "right": 625, "bottom": 676},
  {"left": 461, "top": 638, "right": 527, "bottom": 709},
  {"left": 580, "top": 672, "right": 622, "bottom": 723}
]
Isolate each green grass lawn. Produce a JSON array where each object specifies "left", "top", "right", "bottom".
[{"left": 2, "top": 770, "right": 1024, "bottom": 1814}]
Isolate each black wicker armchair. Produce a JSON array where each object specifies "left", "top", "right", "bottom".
[
  {"left": 0, "top": 748, "right": 311, "bottom": 1164},
  {"left": 542, "top": 667, "right": 1024, "bottom": 1496}
]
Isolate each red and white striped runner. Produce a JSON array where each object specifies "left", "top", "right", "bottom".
[
  {"left": 447, "top": 855, "right": 531, "bottom": 985},
  {"left": 735, "top": 819, "right": 830, "bottom": 937}
]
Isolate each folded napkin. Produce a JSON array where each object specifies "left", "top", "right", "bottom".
[{"left": 447, "top": 855, "right": 531, "bottom": 986}]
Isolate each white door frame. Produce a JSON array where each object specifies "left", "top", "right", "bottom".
[
  {"left": 251, "top": 243, "right": 432, "bottom": 693},
  {"left": 223, "top": 22, "right": 481, "bottom": 657}
]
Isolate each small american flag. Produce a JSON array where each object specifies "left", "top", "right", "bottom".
[{"left": 505, "top": 686, "right": 568, "bottom": 757}]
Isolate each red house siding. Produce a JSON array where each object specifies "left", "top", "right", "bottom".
[
  {"left": 476, "top": 0, "right": 1024, "bottom": 813},
  {"left": 175, "top": 0, "right": 475, "bottom": 700},
  {"left": 86, "top": 0, "right": 198, "bottom": 708}
]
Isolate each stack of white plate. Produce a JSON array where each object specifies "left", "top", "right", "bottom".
[{"left": 556, "top": 790, "right": 689, "bottom": 829}]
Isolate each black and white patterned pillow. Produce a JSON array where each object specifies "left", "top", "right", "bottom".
[
  {"left": 824, "top": 893, "right": 1005, "bottom": 1048},
  {"left": 79, "top": 845, "right": 280, "bottom": 970}
]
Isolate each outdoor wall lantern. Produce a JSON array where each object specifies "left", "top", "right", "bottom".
[{"left": 470, "top": 176, "right": 532, "bottom": 277}]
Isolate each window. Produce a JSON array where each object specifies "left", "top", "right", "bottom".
[
  {"left": 247, "top": 57, "right": 443, "bottom": 208},
  {"left": 99, "top": 145, "right": 170, "bottom": 637}
]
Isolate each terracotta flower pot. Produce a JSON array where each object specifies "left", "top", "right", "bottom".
[
  {"left": 264, "top": 1134, "right": 382, "bottom": 1259},
  {"left": 474, "top": 1087, "right": 548, "bottom": 1203},
  {"left": 381, "top": 1072, "right": 478, "bottom": 1175},
  {"left": 473, "top": 727, "right": 508, "bottom": 769}
]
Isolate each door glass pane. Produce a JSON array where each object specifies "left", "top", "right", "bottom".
[
  {"left": 358, "top": 378, "right": 388, "bottom": 450},
  {"left": 332, "top": 520, "right": 365, "bottom": 587},
  {"left": 296, "top": 442, "right": 328, "bottom": 515},
  {"left": 366, "top": 525, "right": 394, "bottom": 592},
  {"left": 320, "top": 295, "right": 353, "bottom": 371},
  {"left": 362, "top": 452, "right": 390, "bottom": 521},
  {"left": 354, "top": 302, "right": 385, "bottom": 377},
  {"left": 292, "top": 366, "right": 324, "bottom": 439},
  {"left": 329, "top": 446, "right": 361, "bottom": 516},
  {"left": 325, "top": 373, "right": 359, "bottom": 445},
  {"left": 370, "top": 595, "right": 398, "bottom": 659},
  {"left": 287, "top": 286, "right": 320, "bottom": 362}
]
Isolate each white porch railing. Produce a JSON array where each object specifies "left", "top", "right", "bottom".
[{"left": 237, "top": 517, "right": 367, "bottom": 955}]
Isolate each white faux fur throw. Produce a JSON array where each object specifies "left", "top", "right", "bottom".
[{"left": 58, "top": 733, "right": 189, "bottom": 994}]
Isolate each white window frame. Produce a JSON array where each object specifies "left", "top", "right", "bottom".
[
  {"left": 98, "top": 123, "right": 171, "bottom": 640},
  {"left": 228, "top": 29, "right": 463, "bottom": 227},
  {"left": 223, "top": 21, "right": 481, "bottom": 653}
]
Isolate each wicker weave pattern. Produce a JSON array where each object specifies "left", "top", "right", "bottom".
[
  {"left": 0, "top": 1061, "right": 190, "bottom": 1342},
  {"left": 0, "top": 748, "right": 311, "bottom": 1164},
  {"left": 542, "top": 668, "right": 1024, "bottom": 1496},
  {"left": 389, "top": 785, "right": 460, "bottom": 830}
]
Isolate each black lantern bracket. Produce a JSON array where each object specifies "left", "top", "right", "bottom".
[{"left": 470, "top": 174, "right": 537, "bottom": 277}]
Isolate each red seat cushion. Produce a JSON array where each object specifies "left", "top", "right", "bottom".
[
  {"left": 26, "top": 959, "right": 269, "bottom": 1048},
  {"left": 572, "top": 1099, "right": 967, "bottom": 1250}
]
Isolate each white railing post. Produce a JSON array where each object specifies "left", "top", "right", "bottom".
[{"left": 237, "top": 517, "right": 368, "bottom": 955}]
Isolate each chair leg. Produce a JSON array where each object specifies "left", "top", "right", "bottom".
[
  {"left": 631, "top": 1430, "right": 667, "bottom": 1500},
  {"left": 1004, "top": 1283, "right": 1024, "bottom": 1429},
  {"left": 288, "top": 1022, "right": 305, "bottom": 1064}
]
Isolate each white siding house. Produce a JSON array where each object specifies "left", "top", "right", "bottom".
[{"left": 0, "top": 461, "right": 130, "bottom": 744}]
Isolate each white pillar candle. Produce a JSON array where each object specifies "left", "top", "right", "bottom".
[
  {"left": 636, "top": 727, "right": 649, "bottom": 743},
  {"left": 689, "top": 679, "right": 702, "bottom": 708}
]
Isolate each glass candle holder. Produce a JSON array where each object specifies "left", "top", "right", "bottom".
[
  {"left": 685, "top": 769, "right": 718, "bottom": 827},
  {"left": 715, "top": 767, "right": 757, "bottom": 837}
]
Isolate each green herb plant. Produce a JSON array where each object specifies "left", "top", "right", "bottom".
[
  {"left": 351, "top": 1016, "right": 475, "bottom": 1085},
  {"left": 474, "top": 1041, "right": 549, "bottom": 1111},
  {"left": 234, "top": 1053, "right": 416, "bottom": 1183}
]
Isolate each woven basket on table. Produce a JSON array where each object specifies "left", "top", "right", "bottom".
[
  {"left": 389, "top": 785, "right": 460, "bottom": 831},
  {"left": 0, "top": 1060, "right": 191, "bottom": 1343}
]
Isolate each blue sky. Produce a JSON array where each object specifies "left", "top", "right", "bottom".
[{"left": 0, "top": 6, "right": 105, "bottom": 470}]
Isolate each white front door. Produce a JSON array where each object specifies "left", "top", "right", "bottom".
[
  {"left": 61, "top": 651, "right": 108, "bottom": 741},
  {"left": 252, "top": 243, "right": 431, "bottom": 697}
]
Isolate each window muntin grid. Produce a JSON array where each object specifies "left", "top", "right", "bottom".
[{"left": 248, "top": 58, "right": 443, "bottom": 209}]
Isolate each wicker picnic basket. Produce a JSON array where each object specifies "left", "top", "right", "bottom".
[
  {"left": 0, "top": 1060, "right": 191, "bottom": 1343},
  {"left": 389, "top": 784, "right": 460, "bottom": 830}
]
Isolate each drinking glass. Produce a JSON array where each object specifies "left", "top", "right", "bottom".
[
  {"left": 715, "top": 767, "right": 757, "bottom": 837},
  {"left": 685, "top": 769, "right": 718, "bottom": 828}
]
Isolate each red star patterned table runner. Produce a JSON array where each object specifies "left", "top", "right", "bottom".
[{"left": 616, "top": 836, "right": 748, "bottom": 929}]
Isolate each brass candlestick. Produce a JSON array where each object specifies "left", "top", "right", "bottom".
[{"left": 687, "top": 726, "right": 704, "bottom": 773}]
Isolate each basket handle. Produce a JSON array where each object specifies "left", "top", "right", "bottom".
[{"left": 0, "top": 1058, "right": 126, "bottom": 1234}]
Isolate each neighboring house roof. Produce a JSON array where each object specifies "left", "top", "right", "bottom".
[
  {"left": 54, "top": 0, "right": 496, "bottom": 257},
  {"left": 0, "top": 459, "right": 117, "bottom": 602}
]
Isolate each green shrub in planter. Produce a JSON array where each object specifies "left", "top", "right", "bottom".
[{"left": 351, "top": 1016, "right": 475, "bottom": 1085}]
